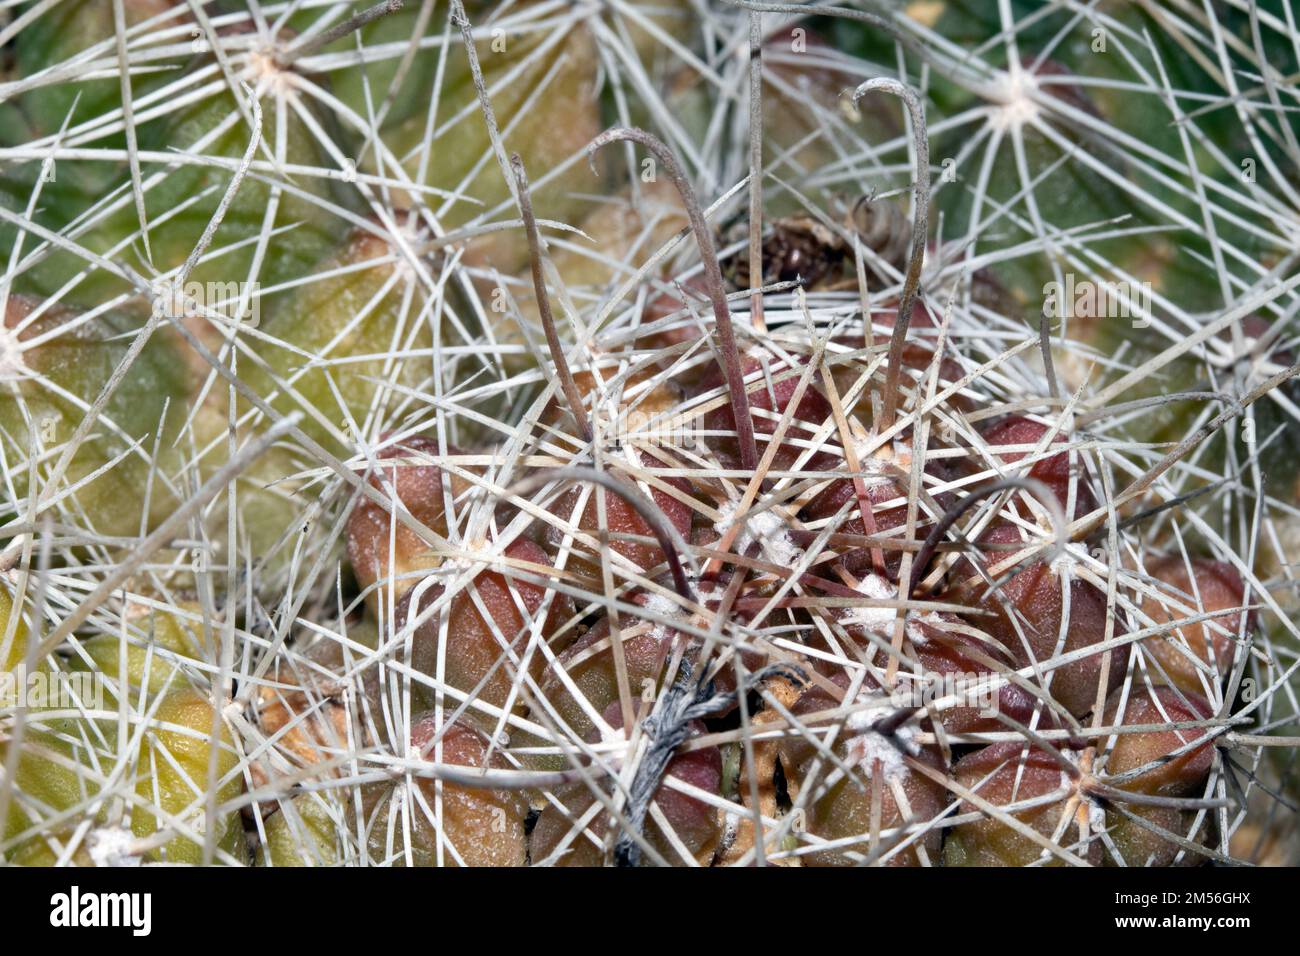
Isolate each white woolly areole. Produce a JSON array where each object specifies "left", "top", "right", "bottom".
[
  {"left": 0, "top": 327, "right": 26, "bottom": 380},
  {"left": 437, "top": 555, "right": 474, "bottom": 580},
  {"left": 844, "top": 693, "right": 922, "bottom": 784},
  {"left": 722, "top": 810, "right": 742, "bottom": 847},
  {"left": 904, "top": 611, "right": 954, "bottom": 646},
  {"left": 639, "top": 590, "right": 683, "bottom": 640},
  {"left": 851, "top": 436, "right": 912, "bottom": 488},
  {"left": 243, "top": 48, "right": 294, "bottom": 94},
  {"left": 1049, "top": 541, "right": 1089, "bottom": 578},
  {"left": 87, "top": 826, "right": 142, "bottom": 867},
  {"left": 1087, "top": 797, "right": 1107, "bottom": 834},
  {"left": 841, "top": 574, "right": 952, "bottom": 647},
  {"left": 150, "top": 278, "right": 189, "bottom": 320},
  {"left": 714, "top": 499, "right": 799, "bottom": 567},
  {"left": 839, "top": 573, "right": 899, "bottom": 634},
  {"left": 988, "top": 73, "right": 1042, "bottom": 130}
]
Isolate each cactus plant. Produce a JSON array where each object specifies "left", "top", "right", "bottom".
[{"left": 1, "top": 0, "right": 1298, "bottom": 870}]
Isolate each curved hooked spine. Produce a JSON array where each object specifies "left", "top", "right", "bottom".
[
  {"left": 907, "top": 476, "right": 1066, "bottom": 598},
  {"left": 586, "top": 127, "right": 760, "bottom": 474},
  {"left": 747, "top": 9, "right": 766, "bottom": 334},
  {"left": 509, "top": 466, "right": 697, "bottom": 605},
  {"left": 510, "top": 153, "right": 593, "bottom": 444},
  {"left": 852, "top": 77, "right": 929, "bottom": 434}
]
